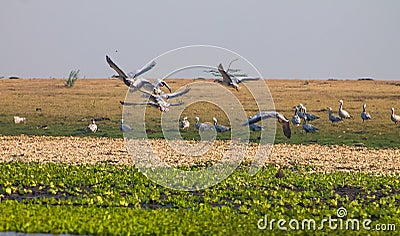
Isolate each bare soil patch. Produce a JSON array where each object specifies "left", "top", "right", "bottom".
[{"left": 1, "top": 135, "right": 399, "bottom": 174}]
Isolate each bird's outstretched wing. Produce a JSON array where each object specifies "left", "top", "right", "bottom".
[
  {"left": 243, "top": 111, "right": 291, "bottom": 138},
  {"left": 154, "top": 78, "right": 172, "bottom": 93},
  {"left": 137, "top": 88, "right": 155, "bottom": 97},
  {"left": 131, "top": 61, "right": 156, "bottom": 78},
  {"left": 276, "top": 114, "right": 291, "bottom": 139},
  {"left": 131, "top": 78, "right": 153, "bottom": 90},
  {"left": 169, "top": 101, "right": 185, "bottom": 106},
  {"left": 243, "top": 111, "right": 279, "bottom": 125},
  {"left": 161, "top": 87, "right": 191, "bottom": 99},
  {"left": 106, "top": 55, "right": 131, "bottom": 87},
  {"left": 218, "top": 63, "right": 233, "bottom": 84},
  {"left": 119, "top": 101, "right": 158, "bottom": 107},
  {"left": 237, "top": 77, "right": 261, "bottom": 83}
]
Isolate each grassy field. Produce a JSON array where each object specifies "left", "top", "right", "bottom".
[{"left": 1, "top": 78, "right": 400, "bottom": 147}]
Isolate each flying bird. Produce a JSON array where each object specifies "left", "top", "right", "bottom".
[
  {"left": 214, "top": 63, "right": 260, "bottom": 91},
  {"left": 338, "top": 99, "right": 352, "bottom": 119},
  {"left": 128, "top": 60, "right": 157, "bottom": 78},
  {"left": 360, "top": 104, "right": 371, "bottom": 122},
  {"left": 249, "top": 123, "right": 264, "bottom": 131},
  {"left": 105, "top": 55, "right": 170, "bottom": 93},
  {"left": 106, "top": 55, "right": 131, "bottom": 87},
  {"left": 120, "top": 87, "right": 190, "bottom": 112},
  {"left": 243, "top": 111, "right": 291, "bottom": 138},
  {"left": 213, "top": 117, "right": 231, "bottom": 132},
  {"left": 129, "top": 77, "right": 172, "bottom": 94}
]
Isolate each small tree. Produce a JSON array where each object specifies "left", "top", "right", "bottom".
[
  {"left": 204, "top": 59, "right": 248, "bottom": 78},
  {"left": 65, "top": 70, "right": 80, "bottom": 88}
]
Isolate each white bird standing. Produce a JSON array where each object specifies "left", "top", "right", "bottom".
[
  {"left": 213, "top": 117, "right": 231, "bottom": 132},
  {"left": 195, "top": 117, "right": 214, "bottom": 132},
  {"left": 327, "top": 107, "right": 342, "bottom": 124},
  {"left": 291, "top": 107, "right": 301, "bottom": 126},
  {"left": 180, "top": 116, "right": 190, "bottom": 130},
  {"left": 360, "top": 104, "right": 371, "bottom": 122},
  {"left": 13, "top": 116, "right": 26, "bottom": 124},
  {"left": 338, "top": 99, "right": 352, "bottom": 119},
  {"left": 88, "top": 120, "right": 98, "bottom": 133},
  {"left": 243, "top": 111, "right": 291, "bottom": 138},
  {"left": 391, "top": 107, "right": 400, "bottom": 124}
]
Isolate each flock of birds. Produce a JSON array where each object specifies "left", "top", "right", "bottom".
[
  {"left": 10, "top": 55, "right": 400, "bottom": 140},
  {"left": 103, "top": 55, "right": 400, "bottom": 139},
  {"left": 103, "top": 55, "right": 296, "bottom": 138}
]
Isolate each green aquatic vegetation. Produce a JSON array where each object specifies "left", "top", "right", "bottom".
[{"left": 0, "top": 162, "right": 399, "bottom": 235}]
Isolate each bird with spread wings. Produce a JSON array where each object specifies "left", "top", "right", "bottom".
[
  {"left": 120, "top": 86, "right": 191, "bottom": 112},
  {"left": 106, "top": 55, "right": 171, "bottom": 94},
  {"left": 214, "top": 63, "right": 260, "bottom": 91},
  {"left": 243, "top": 111, "right": 291, "bottom": 138}
]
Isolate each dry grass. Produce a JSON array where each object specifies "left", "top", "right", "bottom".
[
  {"left": 1, "top": 78, "right": 398, "bottom": 121},
  {"left": 1, "top": 78, "right": 399, "bottom": 146}
]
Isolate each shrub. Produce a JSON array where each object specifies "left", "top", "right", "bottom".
[{"left": 65, "top": 70, "right": 80, "bottom": 88}]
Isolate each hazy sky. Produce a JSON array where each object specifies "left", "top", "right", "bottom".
[{"left": 1, "top": 0, "right": 399, "bottom": 79}]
